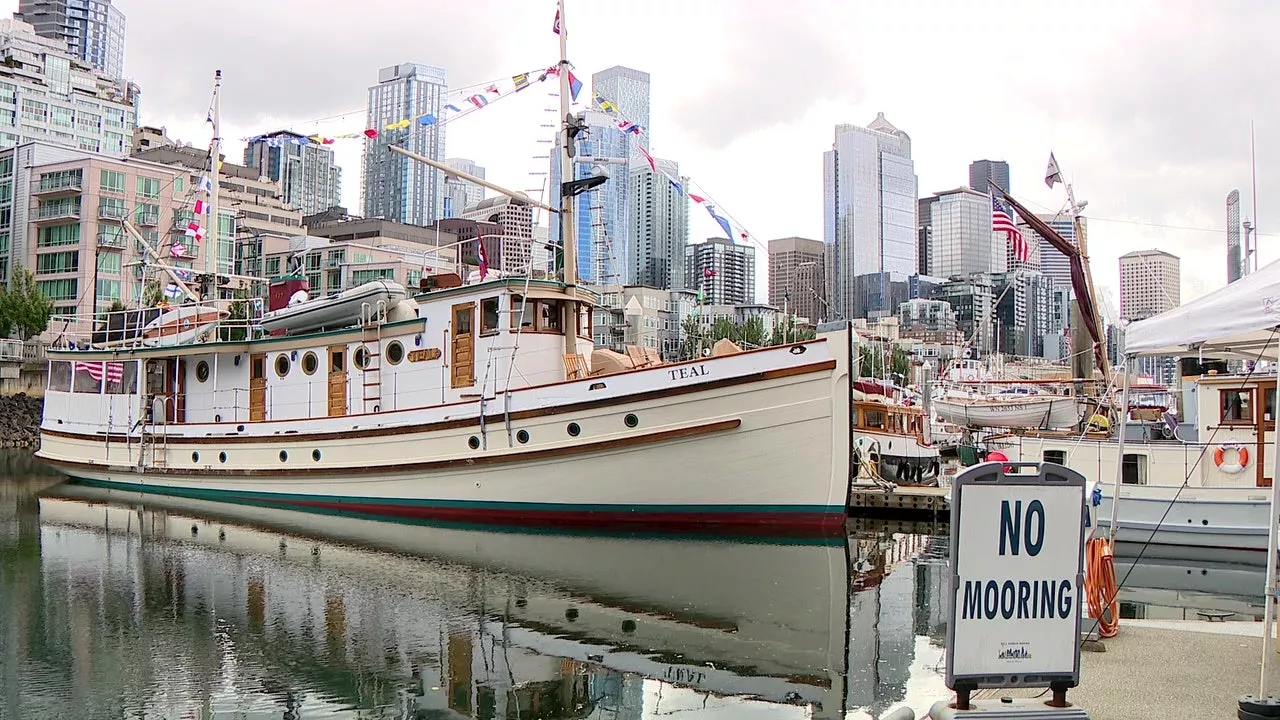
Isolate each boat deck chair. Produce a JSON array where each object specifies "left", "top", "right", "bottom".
[
  {"left": 563, "top": 352, "right": 589, "bottom": 380},
  {"left": 625, "top": 345, "right": 654, "bottom": 369},
  {"left": 642, "top": 347, "right": 663, "bottom": 366}
]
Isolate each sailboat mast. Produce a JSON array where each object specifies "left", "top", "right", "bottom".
[
  {"left": 206, "top": 69, "right": 223, "bottom": 292},
  {"left": 556, "top": 0, "right": 579, "bottom": 355},
  {"left": 1251, "top": 120, "right": 1259, "bottom": 274}
]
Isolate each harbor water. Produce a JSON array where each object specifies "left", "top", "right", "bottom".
[{"left": 0, "top": 452, "right": 1265, "bottom": 719}]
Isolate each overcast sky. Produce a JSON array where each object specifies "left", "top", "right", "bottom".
[{"left": 8, "top": 0, "right": 1275, "bottom": 311}]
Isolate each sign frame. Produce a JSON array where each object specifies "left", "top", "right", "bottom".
[{"left": 945, "top": 461, "right": 1086, "bottom": 692}]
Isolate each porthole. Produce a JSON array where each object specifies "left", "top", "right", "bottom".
[
  {"left": 386, "top": 341, "right": 404, "bottom": 365},
  {"left": 468, "top": 436, "right": 481, "bottom": 450},
  {"left": 312, "top": 449, "right": 321, "bottom": 462},
  {"left": 236, "top": 424, "right": 245, "bottom": 432},
  {"left": 274, "top": 354, "right": 290, "bottom": 377},
  {"left": 566, "top": 422, "right": 581, "bottom": 437},
  {"left": 621, "top": 619, "right": 637, "bottom": 633},
  {"left": 516, "top": 429, "right": 530, "bottom": 444},
  {"left": 279, "top": 450, "right": 288, "bottom": 462},
  {"left": 195, "top": 361, "right": 210, "bottom": 383},
  {"left": 301, "top": 351, "right": 318, "bottom": 375},
  {"left": 353, "top": 346, "right": 370, "bottom": 370},
  {"left": 191, "top": 451, "right": 200, "bottom": 463},
  {"left": 219, "top": 451, "right": 227, "bottom": 463},
  {"left": 624, "top": 413, "right": 639, "bottom": 428}
]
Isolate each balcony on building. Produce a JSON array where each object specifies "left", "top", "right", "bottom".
[
  {"left": 98, "top": 206, "right": 129, "bottom": 221},
  {"left": 96, "top": 232, "right": 126, "bottom": 251},
  {"left": 135, "top": 212, "right": 160, "bottom": 227},
  {"left": 32, "top": 170, "right": 83, "bottom": 199},
  {"left": 33, "top": 201, "right": 81, "bottom": 224}
]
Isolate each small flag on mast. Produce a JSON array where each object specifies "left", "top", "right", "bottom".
[
  {"left": 552, "top": 6, "right": 561, "bottom": 34},
  {"left": 477, "top": 239, "right": 490, "bottom": 280},
  {"left": 1045, "top": 152, "right": 1063, "bottom": 189},
  {"left": 992, "top": 195, "right": 1028, "bottom": 263}
]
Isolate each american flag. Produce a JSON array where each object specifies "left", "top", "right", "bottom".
[
  {"left": 992, "top": 195, "right": 1028, "bottom": 263},
  {"left": 74, "top": 361, "right": 124, "bottom": 383}
]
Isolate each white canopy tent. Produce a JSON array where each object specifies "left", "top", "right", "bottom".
[
  {"left": 1119, "top": 257, "right": 1280, "bottom": 700},
  {"left": 1125, "top": 257, "right": 1280, "bottom": 360}
]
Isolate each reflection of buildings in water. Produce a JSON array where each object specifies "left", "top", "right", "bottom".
[{"left": 23, "top": 489, "right": 853, "bottom": 719}]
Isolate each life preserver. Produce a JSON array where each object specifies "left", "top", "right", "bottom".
[{"left": 1214, "top": 444, "right": 1250, "bottom": 474}]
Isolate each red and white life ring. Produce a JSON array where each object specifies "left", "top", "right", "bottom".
[{"left": 1214, "top": 444, "right": 1250, "bottom": 474}]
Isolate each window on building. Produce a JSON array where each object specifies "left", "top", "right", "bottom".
[
  {"left": 136, "top": 176, "right": 161, "bottom": 198},
  {"left": 134, "top": 202, "right": 160, "bottom": 225},
  {"left": 1220, "top": 389, "right": 1254, "bottom": 424},
  {"left": 538, "top": 300, "right": 562, "bottom": 332},
  {"left": 96, "top": 252, "right": 121, "bottom": 274},
  {"left": 512, "top": 295, "right": 535, "bottom": 329},
  {"left": 265, "top": 257, "right": 281, "bottom": 277},
  {"left": 99, "top": 197, "right": 127, "bottom": 219},
  {"left": 37, "top": 224, "right": 80, "bottom": 247},
  {"left": 480, "top": 297, "right": 500, "bottom": 334},
  {"left": 95, "top": 279, "right": 120, "bottom": 303},
  {"left": 35, "top": 251, "right": 79, "bottom": 274},
  {"left": 36, "top": 278, "right": 78, "bottom": 302},
  {"left": 1043, "top": 450, "right": 1067, "bottom": 465}
]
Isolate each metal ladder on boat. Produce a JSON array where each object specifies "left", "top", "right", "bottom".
[
  {"left": 360, "top": 301, "right": 386, "bottom": 414},
  {"left": 136, "top": 393, "right": 169, "bottom": 470}
]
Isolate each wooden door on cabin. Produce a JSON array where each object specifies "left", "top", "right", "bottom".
[
  {"left": 249, "top": 352, "right": 266, "bottom": 422},
  {"left": 450, "top": 302, "right": 475, "bottom": 388},
  {"left": 327, "top": 344, "right": 348, "bottom": 417},
  {"left": 1259, "top": 381, "right": 1275, "bottom": 488},
  {"left": 161, "top": 359, "right": 177, "bottom": 424},
  {"left": 173, "top": 358, "right": 186, "bottom": 423}
]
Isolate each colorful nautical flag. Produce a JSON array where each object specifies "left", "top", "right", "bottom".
[
  {"left": 636, "top": 144, "right": 657, "bottom": 173},
  {"left": 485, "top": 84, "right": 501, "bottom": 96},
  {"left": 992, "top": 195, "right": 1028, "bottom": 263},
  {"left": 477, "top": 239, "right": 490, "bottom": 280},
  {"left": 512, "top": 73, "right": 530, "bottom": 91},
  {"left": 567, "top": 71, "right": 582, "bottom": 101},
  {"left": 173, "top": 268, "right": 192, "bottom": 282},
  {"left": 170, "top": 242, "right": 186, "bottom": 257},
  {"left": 617, "top": 120, "right": 642, "bottom": 135},
  {"left": 667, "top": 176, "right": 683, "bottom": 195},
  {"left": 185, "top": 222, "right": 204, "bottom": 241},
  {"left": 703, "top": 267, "right": 716, "bottom": 279},
  {"left": 705, "top": 204, "right": 732, "bottom": 239},
  {"left": 164, "top": 283, "right": 183, "bottom": 300},
  {"left": 445, "top": 103, "right": 461, "bottom": 113},
  {"left": 363, "top": 128, "right": 378, "bottom": 138},
  {"left": 689, "top": 193, "right": 706, "bottom": 204},
  {"left": 196, "top": 176, "right": 213, "bottom": 193},
  {"left": 468, "top": 94, "right": 488, "bottom": 109},
  {"left": 418, "top": 114, "right": 437, "bottom": 126},
  {"left": 1045, "top": 152, "right": 1062, "bottom": 189},
  {"left": 553, "top": 6, "right": 561, "bottom": 34},
  {"left": 193, "top": 199, "right": 207, "bottom": 215},
  {"left": 593, "top": 92, "right": 618, "bottom": 114}
]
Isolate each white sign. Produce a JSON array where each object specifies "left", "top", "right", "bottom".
[{"left": 948, "top": 481, "right": 1084, "bottom": 685}]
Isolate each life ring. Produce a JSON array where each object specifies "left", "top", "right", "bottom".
[{"left": 1214, "top": 444, "right": 1250, "bottom": 474}]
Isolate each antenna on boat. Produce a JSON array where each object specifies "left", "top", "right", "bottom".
[{"left": 206, "top": 69, "right": 223, "bottom": 298}]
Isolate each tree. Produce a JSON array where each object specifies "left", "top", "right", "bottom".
[
  {"left": 858, "top": 344, "right": 911, "bottom": 383},
  {"left": 0, "top": 266, "right": 53, "bottom": 340},
  {"left": 769, "top": 315, "right": 817, "bottom": 346}
]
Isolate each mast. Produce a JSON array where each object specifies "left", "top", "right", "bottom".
[
  {"left": 206, "top": 69, "right": 223, "bottom": 294},
  {"left": 556, "top": 0, "right": 578, "bottom": 356},
  {"left": 1251, "top": 120, "right": 1259, "bottom": 274}
]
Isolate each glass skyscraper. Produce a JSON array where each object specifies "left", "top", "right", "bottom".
[
  {"left": 968, "top": 159, "right": 1010, "bottom": 194},
  {"left": 591, "top": 66, "right": 650, "bottom": 154},
  {"left": 244, "top": 130, "right": 343, "bottom": 216},
  {"left": 822, "top": 113, "right": 917, "bottom": 319},
  {"left": 549, "top": 110, "right": 631, "bottom": 285},
  {"left": 18, "top": 0, "right": 125, "bottom": 78},
  {"left": 362, "top": 63, "right": 447, "bottom": 227}
]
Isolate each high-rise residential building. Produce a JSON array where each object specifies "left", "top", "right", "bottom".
[
  {"left": 443, "top": 157, "right": 484, "bottom": 218},
  {"left": 1028, "top": 214, "right": 1083, "bottom": 294},
  {"left": 629, "top": 157, "right": 686, "bottom": 289},
  {"left": 461, "top": 196, "right": 534, "bottom": 276},
  {"left": 927, "top": 187, "right": 1005, "bottom": 279},
  {"left": 0, "top": 18, "right": 139, "bottom": 164},
  {"left": 17, "top": 0, "right": 125, "bottom": 78},
  {"left": 0, "top": 140, "right": 197, "bottom": 329},
  {"left": 591, "top": 66, "right": 650, "bottom": 154},
  {"left": 968, "top": 159, "right": 1010, "bottom": 194},
  {"left": 768, "top": 236, "right": 826, "bottom": 324},
  {"left": 686, "top": 236, "right": 755, "bottom": 306},
  {"left": 823, "top": 113, "right": 917, "bottom": 319},
  {"left": 592, "top": 284, "right": 697, "bottom": 359},
  {"left": 1227, "top": 189, "right": 1243, "bottom": 284},
  {"left": 549, "top": 110, "right": 631, "bottom": 285},
  {"left": 917, "top": 196, "right": 936, "bottom": 277},
  {"left": 243, "top": 130, "right": 343, "bottom": 217},
  {"left": 362, "top": 63, "right": 447, "bottom": 227},
  {"left": 1119, "top": 249, "right": 1181, "bottom": 321}
]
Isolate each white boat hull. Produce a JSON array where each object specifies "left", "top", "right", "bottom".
[
  {"left": 933, "top": 396, "right": 1082, "bottom": 429},
  {"left": 1093, "top": 485, "right": 1271, "bottom": 553}
]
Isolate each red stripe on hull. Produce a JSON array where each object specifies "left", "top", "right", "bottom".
[{"left": 266, "top": 497, "right": 845, "bottom": 538}]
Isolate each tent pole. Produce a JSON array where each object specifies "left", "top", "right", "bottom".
[
  {"left": 1109, "top": 361, "right": 1130, "bottom": 543},
  {"left": 1263, "top": 346, "right": 1280, "bottom": 696}
]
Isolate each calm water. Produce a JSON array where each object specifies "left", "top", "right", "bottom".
[{"left": 0, "top": 452, "right": 1265, "bottom": 720}]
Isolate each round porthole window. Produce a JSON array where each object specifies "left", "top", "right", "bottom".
[
  {"left": 624, "top": 413, "right": 639, "bottom": 428},
  {"left": 468, "top": 436, "right": 481, "bottom": 450},
  {"left": 301, "top": 351, "right": 319, "bottom": 375},
  {"left": 353, "top": 346, "right": 369, "bottom": 370},
  {"left": 386, "top": 341, "right": 404, "bottom": 365},
  {"left": 566, "top": 422, "right": 581, "bottom": 437},
  {"left": 312, "top": 449, "right": 322, "bottom": 462},
  {"left": 275, "top": 354, "right": 290, "bottom": 377},
  {"left": 516, "top": 429, "right": 530, "bottom": 444},
  {"left": 219, "top": 451, "right": 227, "bottom": 463},
  {"left": 195, "top": 361, "right": 210, "bottom": 383},
  {"left": 279, "top": 450, "right": 288, "bottom": 462},
  {"left": 191, "top": 451, "right": 200, "bottom": 463}
]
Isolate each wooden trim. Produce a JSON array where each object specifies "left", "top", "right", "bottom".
[
  {"left": 45, "top": 419, "right": 742, "bottom": 477},
  {"left": 42, "top": 359, "right": 834, "bottom": 445},
  {"left": 1218, "top": 387, "right": 1257, "bottom": 426}
]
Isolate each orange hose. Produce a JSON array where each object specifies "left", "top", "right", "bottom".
[{"left": 1084, "top": 537, "right": 1119, "bottom": 638}]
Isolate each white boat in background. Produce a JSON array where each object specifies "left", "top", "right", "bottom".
[
  {"left": 140, "top": 305, "right": 227, "bottom": 347},
  {"left": 259, "top": 279, "right": 408, "bottom": 335},
  {"left": 933, "top": 394, "right": 1083, "bottom": 430}
]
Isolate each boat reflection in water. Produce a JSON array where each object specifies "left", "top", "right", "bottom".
[{"left": 2, "top": 480, "right": 953, "bottom": 719}]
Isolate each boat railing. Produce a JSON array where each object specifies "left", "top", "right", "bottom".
[{"left": 47, "top": 298, "right": 267, "bottom": 352}]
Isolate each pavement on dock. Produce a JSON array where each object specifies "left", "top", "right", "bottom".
[{"left": 972, "top": 621, "right": 1280, "bottom": 719}]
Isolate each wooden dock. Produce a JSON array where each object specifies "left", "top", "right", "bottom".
[{"left": 848, "top": 484, "right": 950, "bottom": 518}]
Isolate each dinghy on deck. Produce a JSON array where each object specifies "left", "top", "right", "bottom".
[{"left": 260, "top": 280, "right": 407, "bottom": 334}]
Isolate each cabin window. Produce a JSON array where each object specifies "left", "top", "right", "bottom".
[
  {"left": 330, "top": 348, "right": 345, "bottom": 373},
  {"left": 353, "top": 346, "right": 370, "bottom": 370},
  {"left": 385, "top": 341, "right": 404, "bottom": 365},
  {"left": 1220, "top": 389, "right": 1254, "bottom": 424},
  {"left": 195, "top": 361, "right": 210, "bottom": 383},
  {"left": 1043, "top": 450, "right": 1067, "bottom": 466},
  {"left": 512, "top": 295, "right": 535, "bottom": 329},
  {"left": 106, "top": 361, "right": 137, "bottom": 395},
  {"left": 480, "top": 297, "right": 500, "bottom": 335},
  {"left": 48, "top": 360, "right": 71, "bottom": 392},
  {"left": 72, "top": 362, "right": 102, "bottom": 393},
  {"left": 1265, "top": 386, "right": 1277, "bottom": 430},
  {"left": 862, "top": 409, "right": 886, "bottom": 430},
  {"left": 1121, "top": 454, "right": 1148, "bottom": 485},
  {"left": 301, "top": 352, "right": 318, "bottom": 375},
  {"left": 538, "top": 300, "right": 562, "bottom": 332},
  {"left": 274, "top": 354, "right": 290, "bottom": 378}
]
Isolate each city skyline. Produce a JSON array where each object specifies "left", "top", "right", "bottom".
[{"left": 2, "top": 0, "right": 1274, "bottom": 310}]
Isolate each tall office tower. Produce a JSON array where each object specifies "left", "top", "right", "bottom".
[
  {"left": 968, "top": 159, "right": 1010, "bottom": 194},
  {"left": 823, "top": 113, "right": 917, "bottom": 319},
  {"left": 628, "top": 157, "right": 687, "bottom": 289},
  {"left": 591, "top": 66, "right": 650, "bottom": 153},
  {"left": 917, "top": 196, "right": 937, "bottom": 276},
  {"left": 549, "top": 110, "right": 631, "bottom": 285},
  {"left": 17, "top": 0, "right": 124, "bottom": 78},
  {"left": 244, "top": 130, "right": 343, "bottom": 216},
  {"left": 1119, "top": 249, "right": 1180, "bottom": 321},
  {"left": 362, "top": 63, "right": 447, "bottom": 227},
  {"left": 768, "top": 236, "right": 826, "bottom": 323},
  {"left": 1031, "top": 214, "right": 1084, "bottom": 294},
  {"left": 927, "top": 187, "right": 1006, "bottom": 278}
]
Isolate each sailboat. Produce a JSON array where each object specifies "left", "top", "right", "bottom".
[{"left": 34, "top": 1, "right": 856, "bottom": 535}]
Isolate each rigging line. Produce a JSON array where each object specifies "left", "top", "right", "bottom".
[{"left": 1016, "top": 195, "right": 1280, "bottom": 238}]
